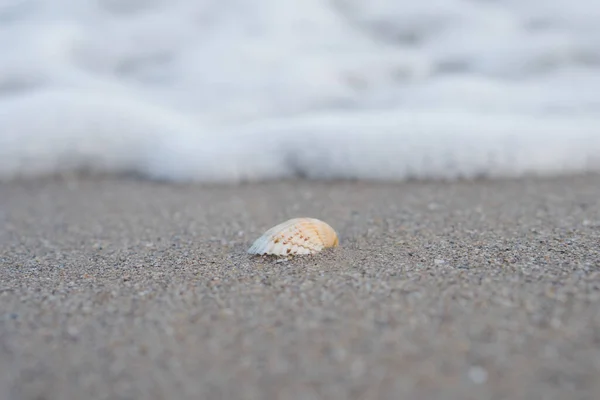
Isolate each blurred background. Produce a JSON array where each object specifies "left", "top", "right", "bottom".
[{"left": 1, "top": 0, "right": 599, "bottom": 182}]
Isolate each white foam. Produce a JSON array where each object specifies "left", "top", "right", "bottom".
[{"left": 1, "top": 0, "right": 599, "bottom": 183}]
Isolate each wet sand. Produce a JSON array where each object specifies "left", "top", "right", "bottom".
[{"left": 1, "top": 175, "right": 600, "bottom": 400}]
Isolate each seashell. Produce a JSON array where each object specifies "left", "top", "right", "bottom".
[{"left": 247, "top": 217, "right": 339, "bottom": 256}]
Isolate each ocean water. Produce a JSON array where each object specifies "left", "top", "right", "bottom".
[{"left": 1, "top": 0, "right": 599, "bottom": 183}]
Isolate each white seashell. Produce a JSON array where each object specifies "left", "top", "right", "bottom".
[{"left": 247, "top": 217, "right": 339, "bottom": 256}]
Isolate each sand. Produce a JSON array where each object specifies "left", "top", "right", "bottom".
[{"left": 1, "top": 175, "right": 600, "bottom": 400}]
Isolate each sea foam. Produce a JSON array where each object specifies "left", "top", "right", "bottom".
[{"left": 1, "top": 0, "right": 599, "bottom": 183}]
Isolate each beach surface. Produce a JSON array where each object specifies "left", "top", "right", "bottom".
[{"left": 1, "top": 175, "right": 600, "bottom": 400}]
